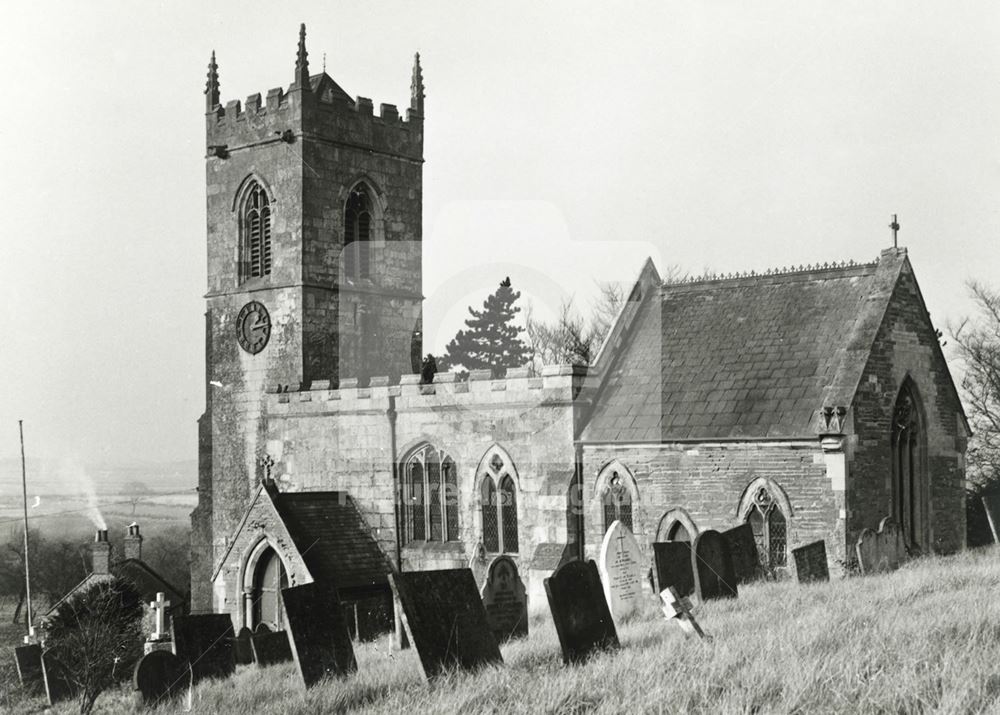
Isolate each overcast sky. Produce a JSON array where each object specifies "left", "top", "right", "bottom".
[{"left": 1, "top": 1, "right": 998, "bottom": 469}]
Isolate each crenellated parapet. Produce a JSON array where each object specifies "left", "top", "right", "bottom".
[
  {"left": 204, "top": 24, "right": 422, "bottom": 161},
  {"left": 266, "top": 365, "right": 593, "bottom": 415}
]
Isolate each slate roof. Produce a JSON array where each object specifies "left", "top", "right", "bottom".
[
  {"left": 582, "top": 251, "right": 909, "bottom": 442},
  {"left": 271, "top": 490, "right": 392, "bottom": 593},
  {"left": 45, "top": 559, "right": 186, "bottom": 618}
]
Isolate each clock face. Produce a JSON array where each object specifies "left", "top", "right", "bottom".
[{"left": 236, "top": 301, "right": 271, "bottom": 354}]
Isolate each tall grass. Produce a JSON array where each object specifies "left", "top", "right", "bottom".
[{"left": 13, "top": 547, "right": 1000, "bottom": 714}]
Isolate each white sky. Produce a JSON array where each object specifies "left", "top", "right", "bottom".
[{"left": 1, "top": 1, "right": 998, "bottom": 465}]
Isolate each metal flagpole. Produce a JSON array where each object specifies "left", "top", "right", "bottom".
[{"left": 19, "top": 420, "right": 33, "bottom": 640}]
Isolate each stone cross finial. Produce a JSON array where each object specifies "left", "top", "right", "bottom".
[
  {"left": 258, "top": 454, "right": 275, "bottom": 481},
  {"left": 150, "top": 592, "right": 171, "bottom": 640},
  {"left": 890, "top": 214, "right": 900, "bottom": 248},
  {"left": 660, "top": 586, "right": 707, "bottom": 639}
]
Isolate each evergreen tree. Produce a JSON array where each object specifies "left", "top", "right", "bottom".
[{"left": 440, "top": 277, "right": 531, "bottom": 374}]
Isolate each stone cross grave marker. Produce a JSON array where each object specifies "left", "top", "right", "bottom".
[
  {"left": 652, "top": 541, "right": 695, "bottom": 598},
  {"left": 659, "top": 586, "right": 707, "bottom": 639},
  {"left": 41, "top": 650, "right": 76, "bottom": 705},
  {"left": 722, "top": 523, "right": 762, "bottom": 584},
  {"left": 792, "top": 540, "right": 830, "bottom": 584},
  {"left": 389, "top": 568, "right": 503, "bottom": 680},
  {"left": 856, "top": 517, "right": 907, "bottom": 576},
  {"left": 982, "top": 494, "right": 1000, "bottom": 544},
  {"left": 480, "top": 555, "right": 528, "bottom": 643},
  {"left": 150, "top": 592, "right": 170, "bottom": 638},
  {"left": 14, "top": 642, "right": 43, "bottom": 694},
  {"left": 133, "top": 649, "right": 192, "bottom": 708},
  {"left": 233, "top": 626, "right": 255, "bottom": 665},
  {"left": 544, "top": 559, "right": 620, "bottom": 665},
  {"left": 692, "top": 529, "right": 738, "bottom": 602},
  {"left": 598, "top": 520, "right": 646, "bottom": 624},
  {"left": 251, "top": 623, "right": 293, "bottom": 666},
  {"left": 280, "top": 582, "right": 357, "bottom": 688},
  {"left": 171, "top": 613, "right": 235, "bottom": 683}
]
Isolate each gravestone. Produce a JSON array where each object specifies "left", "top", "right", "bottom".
[
  {"left": 389, "top": 568, "right": 502, "bottom": 679},
  {"left": 480, "top": 555, "right": 528, "bottom": 643},
  {"left": 281, "top": 583, "right": 357, "bottom": 688},
  {"left": 722, "top": 523, "right": 762, "bottom": 584},
  {"left": 652, "top": 541, "right": 695, "bottom": 598},
  {"left": 171, "top": 613, "right": 235, "bottom": 683},
  {"left": 233, "top": 626, "right": 255, "bottom": 665},
  {"left": 251, "top": 623, "right": 293, "bottom": 666},
  {"left": 856, "top": 517, "right": 907, "bottom": 576},
  {"left": 14, "top": 643, "right": 43, "bottom": 693},
  {"left": 692, "top": 530, "right": 738, "bottom": 601},
  {"left": 598, "top": 520, "right": 645, "bottom": 624},
  {"left": 41, "top": 650, "right": 76, "bottom": 705},
  {"left": 469, "top": 542, "right": 490, "bottom": 588},
  {"left": 133, "top": 650, "right": 192, "bottom": 707},
  {"left": 659, "top": 587, "right": 707, "bottom": 639},
  {"left": 792, "top": 540, "right": 830, "bottom": 584},
  {"left": 544, "top": 559, "right": 620, "bottom": 665},
  {"left": 982, "top": 494, "right": 1000, "bottom": 544}
]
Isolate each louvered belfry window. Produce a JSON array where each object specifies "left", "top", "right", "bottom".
[
  {"left": 344, "top": 184, "right": 372, "bottom": 280},
  {"left": 480, "top": 450, "right": 519, "bottom": 554},
  {"left": 241, "top": 181, "right": 272, "bottom": 282},
  {"left": 403, "top": 445, "right": 458, "bottom": 545}
]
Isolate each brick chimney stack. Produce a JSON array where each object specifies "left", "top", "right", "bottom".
[
  {"left": 91, "top": 529, "right": 112, "bottom": 575},
  {"left": 124, "top": 522, "right": 143, "bottom": 561}
]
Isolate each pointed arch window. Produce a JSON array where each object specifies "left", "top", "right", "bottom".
[
  {"left": 601, "top": 471, "right": 633, "bottom": 534},
  {"left": 479, "top": 449, "right": 519, "bottom": 554},
  {"left": 344, "top": 184, "right": 372, "bottom": 280},
  {"left": 892, "top": 380, "right": 926, "bottom": 550},
  {"left": 745, "top": 485, "right": 787, "bottom": 568},
  {"left": 403, "top": 445, "right": 458, "bottom": 544},
  {"left": 240, "top": 181, "right": 272, "bottom": 282}
]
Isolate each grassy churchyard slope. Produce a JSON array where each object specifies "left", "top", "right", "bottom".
[{"left": 13, "top": 547, "right": 1000, "bottom": 714}]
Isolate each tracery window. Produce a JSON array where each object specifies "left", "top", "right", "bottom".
[
  {"left": 745, "top": 485, "right": 787, "bottom": 568},
  {"left": 403, "top": 445, "right": 458, "bottom": 544},
  {"left": 344, "top": 183, "right": 372, "bottom": 280},
  {"left": 602, "top": 471, "right": 633, "bottom": 534},
  {"left": 892, "top": 380, "right": 926, "bottom": 549},
  {"left": 479, "top": 450, "right": 519, "bottom": 553},
  {"left": 240, "top": 180, "right": 272, "bottom": 282}
]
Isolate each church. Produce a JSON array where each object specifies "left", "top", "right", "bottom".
[{"left": 190, "top": 26, "right": 970, "bottom": 628}]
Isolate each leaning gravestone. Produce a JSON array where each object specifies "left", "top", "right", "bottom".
[
  {"left": 652, "top": 542, "right": 695, "bottom": 598},
  {"left": 251, "top": 623, "right": 293, "bottom": 666},
  {"left": 692, "top": 529, "right": 738, "bottom": 601},
  {"left": 133, "top": 650, "right": 192, "bottom": 707},
  {"left": 14, "top": 643, "right": 43, "bottom": 694},
  {"left": 281, "top": 583, "right": 357, "bottom": 688},
  {"left": 171, "top": 613, "right": 235, "bottom": 683},
  {"left": 480, "top": 555, "right": 528, "bottom": 643},
  {"left": 722, "top": 523, "right": 762, "bottom": 584},
  {"left": 233, "top": 626, "right": 255, "bottom": 665},
  {"left": 792, "top": 540, "right": 830, "bottom": 583},
  {"left": 544, "top": 559, "right": 620, "bottom": 665},
  {"left": 469, "top": 542, "right": 490, "bottom": 589},
  {"left": 390, "top": 568, "right": 503, "bottom": 680},
  {"left": 41, "top": 650, "right": 76, "bottom": 705},
  {"left": 856, "top": 517, "right": 907, "bottom": 576},
  {"left": 598, "top": 520, "right": 645, "bottom": 624},
  {"left": 982, "top": 493, "right": 1000, "bottom": 544}
]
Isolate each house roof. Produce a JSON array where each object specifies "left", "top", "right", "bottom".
[
  {"left": 271, "top": 490, "right": 393, "bottom": 592},
  {"left": 44, "top": 559, "right": 186, "bottom": 618},
  {"left": 582, "top": 249, "right": 913, "bottom": 442}
]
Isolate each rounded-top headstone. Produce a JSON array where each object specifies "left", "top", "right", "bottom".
[
  {"left": 692, "top": 529, "right": 738, "bottom": 601},
  {"left": 133, "top": 650, "right": 192, "bottom": 707},
  {"left": 480, "top": 555, "right": 528, "bottom": 642},
  {"left": 598, "top": 520, "right": 645, "bottom": 623}
]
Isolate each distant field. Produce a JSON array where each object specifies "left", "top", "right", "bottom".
[{"left": 6, "top": 546, "right": 1000, "bottom": 714}]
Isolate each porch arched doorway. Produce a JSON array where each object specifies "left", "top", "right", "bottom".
[
  {"left": 251, "top": 546, "right": 287, "bottom": 630},
  {"left": 892, "top": 378, "right": 927, "bottom": 552}
]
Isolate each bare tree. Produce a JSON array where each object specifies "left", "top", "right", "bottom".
[
  {"left": 44, "top": 577, "right": 144, "bottom": 715},
  {"left": 951, "top": 281, "right": 1000, "bottom": 491}
]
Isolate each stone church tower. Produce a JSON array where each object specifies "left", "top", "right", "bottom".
[{"left": 191, "top": 26, "right": 425, "bottom": 609}]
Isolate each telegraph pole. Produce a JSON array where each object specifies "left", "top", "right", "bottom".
[{"left": 19, "top": 421, "right": 34, "bottom": 641}]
